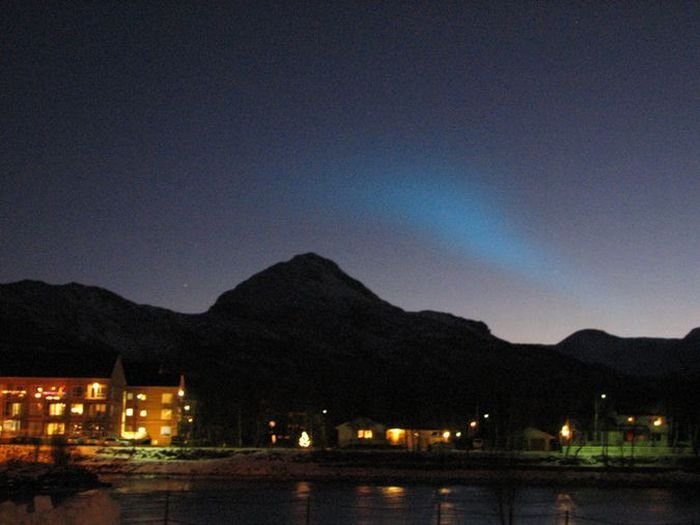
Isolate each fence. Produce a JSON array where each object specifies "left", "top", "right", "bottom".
[{"left": 115, "top": 489, "right": 699, "bottom": 525}]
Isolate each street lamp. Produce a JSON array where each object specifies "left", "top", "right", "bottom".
[{"left": 594, "top": 393, "right": 606, "bottom": 444}]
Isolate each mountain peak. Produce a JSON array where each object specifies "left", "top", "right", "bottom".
[
  {"left": 557, "top": 329, "right": 617, "bottom": 346},
  {"left": 210, "top": 253, "right": 386, "bottom": 317},
  {"left": 684, "top": 327, "right": 700, "bottom": 342}
]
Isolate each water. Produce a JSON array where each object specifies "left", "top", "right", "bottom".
[{"left": 109, "top": 477, "right": 700, "bottom": 524}]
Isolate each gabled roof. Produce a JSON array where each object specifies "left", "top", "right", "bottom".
[
  {"left": 336, "top": 417, "right": 385, "bottom": 429},
  {"left": 0, "top": 350, "right": 120, "bottom": 379},
  {"left": 123, "top": 361, "right": 182, "bottom": 387}
]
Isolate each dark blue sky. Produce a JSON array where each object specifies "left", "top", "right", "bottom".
[{"left": 3, "top": 2, "right": 699, "bottom": 343}]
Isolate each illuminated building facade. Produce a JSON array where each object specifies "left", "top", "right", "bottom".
[
  {"left": 385, "top": 427, "right": 454, "bottom": 451},
  {"left": 0, "top": 352, "right": 125, "bottom": 441},
  {"left": 0, "top": 352, "right": 190, "bottom": 445},
  {"left": 614, "top": 414, "right": 670, "bottom": 445},
  {"left": 122, "top": 365, "right": 189, "bottom": 446}
]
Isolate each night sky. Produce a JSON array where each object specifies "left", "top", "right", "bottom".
[{"left": 3, "top": 2, "right": 699, "bottom": 344}]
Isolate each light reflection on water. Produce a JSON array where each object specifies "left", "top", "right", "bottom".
[{"left": 107, "top": 478, "right": 700, "bottom": 525}]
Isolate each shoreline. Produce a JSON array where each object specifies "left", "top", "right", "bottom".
[{"left": 71, "top": 447, "right": 700, "bottom": 488}]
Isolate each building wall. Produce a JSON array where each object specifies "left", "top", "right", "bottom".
[
  {"left": 123, "top": 385, "right": 185, "bottom": 446},
  {"left": 336, "top": 421, "right": 386, "bottom": 447},
  {"left": 386, "top": 428, "right": 452, "bottom": 451},
  {"left": 0, "top": 376, "right": 122, "bottom": 440}
]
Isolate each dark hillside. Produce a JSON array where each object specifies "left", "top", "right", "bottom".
[{"left": 0, "top": 254, "right": 686, "bottom": 444}]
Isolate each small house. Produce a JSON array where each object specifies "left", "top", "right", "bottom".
[
  {"left": 522, "top": 427, "right": 556, "bottom": 451},
  {"left": 336, "top": 418, "right": 386, "bottom": 448}
]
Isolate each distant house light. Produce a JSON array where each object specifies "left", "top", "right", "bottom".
[
  {"left": 386, "top": 428, "right": 405, "bottom": 444},
  {"left": 299, "top": 431, "right": 311, "bottom": 448},
  {"left": 560, "top": 423, "right": 571, "bottom": 440},
  {"left": 357, "top": 429, "right": 373, "bottom": 439}
]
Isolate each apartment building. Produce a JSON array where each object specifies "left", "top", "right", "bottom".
[
  {"left": 0, "top": 351, "right": 189, "bottom": 445},
  {"left": 0, "top": 351, "right": 125, "bottom": 441}
]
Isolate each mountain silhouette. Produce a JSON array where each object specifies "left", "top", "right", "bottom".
[{"left": 1, "top": 253, "right": 696, "bottom": 442}]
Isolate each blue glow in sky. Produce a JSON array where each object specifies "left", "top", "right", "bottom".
[{"left": 350, "top": 171, "right": 548, "bottom": 278}]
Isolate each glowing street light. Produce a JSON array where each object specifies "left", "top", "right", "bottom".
[
  {"left": 594, "top": 393, "right": 607, "bottom": 443},
  {"left": 560, "top": 423, "right": 571, "bottom": 441}
]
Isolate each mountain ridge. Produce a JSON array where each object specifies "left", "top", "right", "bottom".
[
  {"left": 1, "top": 253, "right": 697, "bottom": 375},
  {"left": 1, "top": 253, "right": 697, "bottom": 441}
]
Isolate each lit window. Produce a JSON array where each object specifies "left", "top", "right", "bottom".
[
  {"left": 2, "top": 420, "right": 19, "bottom": 432},
  {"left": 357, "top": 429, "right": 373, "bottom": 439},
  {"left": 46, "top": 422, "right": 65, "bottom": 435},
  {"left": 161, "top": 409, "right": 172, "bottom": 420},
  {"left": 162, "top": 393, "right": 173, "bottom": 404},
  {"left": 49, "top": 403, "right": 66, "bottom": 416},
  {"left": 70, "top": 404, "right": 84, "bottom": 415},
  {"left": 136, "top": 393, "right": 146, "bottom": 401},
  {"left": 88, "top": 404, "right": 107, "bottom": 416},
  {"left": 653, "top": 417, "right": 663, "bottom": 427},
  {"left": 125, "top": 408, "right": 134, "bottom": 417},
  {"left": 160, "top": 426, "right": 172, "bottom": 437},
  {"left": 386, "top": 428, "right": 405, "bottom": 444},
  {"left": 126, "top": 392, "right": 134, "bottom": 400},
  {"left": 87, "top": 383, "right": 106, "bottom": 400},
  {"left": 7, "top": 403, "right": 22, "bottom": 417},
  {"left": 139, "top": 410, "right": 147, "bottom": 417}
]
